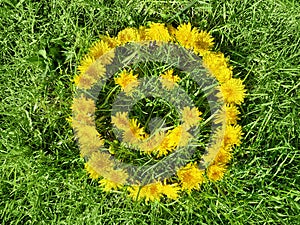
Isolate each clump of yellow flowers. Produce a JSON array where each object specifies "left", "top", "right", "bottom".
[{"left": 70, "top": 22, "right": 246, "bottom": 203}]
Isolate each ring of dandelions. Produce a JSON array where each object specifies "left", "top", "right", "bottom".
[{"left": 70, "top": 23, "right": 246, "bottom": 202}]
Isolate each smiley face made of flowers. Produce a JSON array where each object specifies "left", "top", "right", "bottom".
[{"left": 70, "top": 23, "right": 246, "bottom": 202}]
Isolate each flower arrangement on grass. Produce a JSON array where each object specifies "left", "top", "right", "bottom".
[{"left": 70, "top": 22, "right": 246, "bottom": 203}]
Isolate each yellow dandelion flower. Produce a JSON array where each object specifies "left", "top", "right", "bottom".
[
  {"left": 111, "top": 112, "right": 130, "bottom": 130},
  {"left": 114, "top": 69, "right": 139, "bottom": 93},
  {"left": 72, "top": 113, "right": 94, "bottom": 128},
  {"left": 128, "top": 185, "right": 141, "bottom": 201},
  {"left": 98, "top": 49, "right": 115, "bottom": 65},
  {"left": 71, "top": 96, "right": 95, "bottom": 128},
  {"left": 123, "top": 130, "right": 140, "bottom": 145},
  {"left": 77, "top": 55, "right": 95, "bottom": 75},
  {"left": 215, "top": 104, "right": 240, "bottom": 125},
  {"left": 145, "top": 23, "right": 171, "bottom": 42},
  {"left": 203, "top": 52, "right": 233, "bottom": 83},
  {"left": 177, "top": 128, "right": 193, "bottom": 147},
  {"left": 217, "top": 78, "right": 246, "bottom": 105},
  {"left": 76, "top": 125, "right": 101, "bottom": 143},
  {"left": 85, "top": 152, "right": 114, "bottom": 179},
  {"left": 122, "top": 119, "right": 146, "bottom": 144},
  {"left": 207, "top": 164, "right": 227, "bottom": 181},
  {"left": 99, "top": 169, "right": 128, "bottom": 191},
  {"left": 181, "top": 106, "right": 202, "bottom": 128},
  {"left": 75, "top": 56, "right": 106, "bottom": 89},
  {"left": 88, "top": 40, "right": 112, "bottom": 61},
  {"left": 213, "top": 145, "right": 233, "bottom": 165},
  {"left": 160, "top": 69, "right": 181, "bottom": 90},
  {"left": 160, "top": 182, "right": 180, "bottom": 200},
  {"left": 129, "top": 181, "right": 163, "bottom": 203},
  {"left": 194, "top": 30, "right": 214, "bottom": 56},
  {"left": 71, "top": 95, "right": 95, "bottom": 115},
  {"left": 177, "top": 162, "right": 205, "bottom": 192},
  {"left": 100, "top": 34, "right": 119, "bottom": 48},
  {"left": 85, "top": 163, "right": 101, "bottom": 180},
  {"left": 138, "top": 26, "right": 147, "bottom": 41},
  {"left": 85, "top": 60, "right": 106, "bottom": 80},
  {"left": 76, "top": 125, "right": 104, "bottom": 157},
  {"left": 222, "top": 124, "right": 243, "bottom": 147},
  {"left": 166, "top": 125, "right": 189, "bottom": 147},
  {"left": 155, "top": 131, "right": 177, "bottom": 157},
  {"left": 73, "top": 74, "right": 81, "bottom": 86},
  {"left": 163, "top": 125, "right": 193, "bottom": 148},
  {"left": 175, "top": 23, "right": 198, "bottom": 50},
  {"left": 153, "top": 125, "right": 191, "bottom": 157},
  {"left": 117, "top": 27, "right": 140, "bottom": 45},
  {"left": 74, "top": 73, "right": 97, "bottom": 89},
  {"left": 129, "top": 119, "right": 146, "bottom": 138},
  {"left": 155, "top": 138, "right": 171, "bottom": 157}
]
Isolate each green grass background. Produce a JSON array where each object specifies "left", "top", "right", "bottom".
[{"left": 1, "top": 0, "right": 299, "bottom": 224}]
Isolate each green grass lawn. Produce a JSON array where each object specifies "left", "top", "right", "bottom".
[{"left": 1, "top": 0, "right": 299, "bottom": 224}]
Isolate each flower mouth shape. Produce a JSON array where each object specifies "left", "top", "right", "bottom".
[{"left": 70, "top": 22, "right": 245, "bottom": 202}]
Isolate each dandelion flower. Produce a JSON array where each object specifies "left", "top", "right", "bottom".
[
  {"left": 71, "top": 96, "right": 95, "bottom": 128},
  {"left": 166, "top": 126, "right": 182, "bottom": 146},
  {"left": 175, "top": 23, "right": 213, "bottom": 55},
  {"left": 88, "top": 40, "right": 112, "bottom": 62},
  {"left": 85, "top": 60, "right": 106, "bottom": 80},
  {"left": 167, "top": 125, "right": 192, "bottom": 147},
  {"left": 75, "top": 56, "right": 106, "bottom": 89},
  {"left": 100, "top": 34, "right": 119, "bottom": 48},
  {"left": 85, "top": 163, "right": 101, "bottom": 180},
  {"left": 122, "top": 119, "right": 146, "bottom": 144},
  {"left": 160, "top": 182, "right": 180, "bottom": 200},
  {"left": 77, "top": 55, "right": 95, "bottom": 75},
  {"left": 217, "top": 78, "right": 246, "bottom": 105},
  {"left": 138, "top": 26, "right": 147, "bottom": 40},
  {"left": 203, "top": 52, "right": 233, "bottom": 83},
  {"left": 111, "top": 112, "right": 130, "bottom": 130},
  {"left": 160, "top": 69, "right": 180, "bottom": 90},
  {"left": 175, "top": 23, "right": 199, "bottom": 50},
  {"left": 85, "top": 152, "right": 114, "bottom": 179},
  {"left": 72, "top": 113, "right": 94, "bottom": 129},
  {"left": 213, "top": 145, "right": 233, "bottom": 165},
  {"left": 207, "top": 164, "right": 227, "bottom": 181},
  {"left": 215, "top": 104, "right": 240, "bottom": 125},
  {"left": 155, "top": 128, "right": 179, "bottom": 157},
  {"left": 152, "top": 125, "right": 192, "bottom": 157},
  {"left": 181, "top": 106, "right": 202, "bottom": 128},
  {"left": 194, "top": 30, "right": 214, "bottom": 56},
  {"left": 76, "top": 125, "right": 104, "bottom": 156},
  {"left": 223, "top": 124, "right": 243, "bottom": 147},
  {"left": 74, "top": 73, "right": 97, "bottom": 89},
  {"left": 114, "top": 69, "right": 139, "bottom": 93},
  {"left": 174, "top": 126, "right": 193, "bottom": 147},
  {"left": 177, "top": 162, "right": 205, "bottom": 192},
  {"left": 71, "top": 95, "right": 95, "bottom": 115},
  {"left": 99, "top": 169, "right": 128, "bottom": 191},
  {"left": 128, "top": 185, "right": 141, "bottom": 201},
  {"left": 154, "top": 137, "right": 172, "bottom": 157},
  {"left": 117, "top": 27, "right": 140, "bottom": 44},
  {"left": 145, "top": 23, "right": 171, "bottom": 42},
  {"left": 129, "top": 181, "right": 163, "bottom": 202}
]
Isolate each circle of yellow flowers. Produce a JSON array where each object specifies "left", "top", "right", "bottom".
[{"left": 70, "top": 22, "right": 246, "bottom": 203}]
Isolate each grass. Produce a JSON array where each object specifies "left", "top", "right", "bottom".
[{"left": 0, "top": 0, "right": 299, "bottom": 224}]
